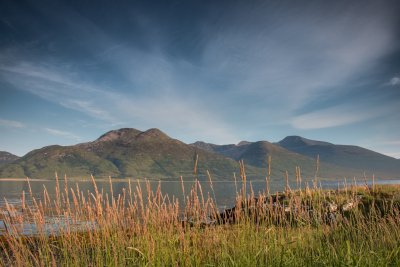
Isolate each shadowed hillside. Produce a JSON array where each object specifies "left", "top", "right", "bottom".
[
  {"left": 191, "top": 140, "right": 365, "bottom": 179},
  {"left": 278, "top": 136, "right": 400, "bottom": 178}
]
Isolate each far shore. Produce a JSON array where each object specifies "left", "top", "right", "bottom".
[
  {"left": 0, "top": 178, "right": 51, "bottom": 182},
  {"left": 0, "top": 177, "right": 166, "bottom": 182},
  {"left": 1, "top": 177, "right": 400, "bottom": 184}
]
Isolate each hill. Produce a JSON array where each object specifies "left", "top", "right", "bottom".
[
  {"left": 0, "top": 151, "right": 19, "bottom": 166},
  {"left": 0, "top": 128, "right": 260, "bottom": 179},
  {"left": 191, "top": 140, "right": 363, "bottom": 179},
  {"left": 1, "top": 130, "right": 398, "bottom": 180},
  {"left": 277, "top": 136, "right": 400, "bottom": 178}
]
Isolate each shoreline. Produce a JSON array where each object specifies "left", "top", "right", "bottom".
[{"left": 0, "top": 178, "right": 51, "bottom": 182}]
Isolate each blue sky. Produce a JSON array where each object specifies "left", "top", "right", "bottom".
[{"left": 0, "top": 0, "right": 400, "bottom": 158}]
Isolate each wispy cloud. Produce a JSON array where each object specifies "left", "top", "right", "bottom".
[
  {"left": 379, "top": 140, "right": 400, "bottom": 145},
  {"left": 0, "top": 118, "right": 25, "bottom": 128},
  {"left": 44, "top": 128, "right": 80, "bottom": 140},
  {"left": 0, "top": 60, "right": 239, "bottom": 144},
  {"left": 60, "top": 99, "right": 117, "bottom": 124},
  {"left": 291, "top": 103, "right": 393, "bottom": 130},
  {"left": 0, "top": 63, "right": 119, "bottom": 123},
  {"left": 201, "top": 1, "right": 396, "bottom": 111},
  {"left": 0, "top": 0, "right": 399, "bottom": 150},
  {"left": 388, "top": 76, "right": 400, "bottom": 86},
  {"left": 291, "top": 111, "right": 364, "bottom": 130}
]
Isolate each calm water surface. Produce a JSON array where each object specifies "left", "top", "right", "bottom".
[
  {"left": 1, "top": 177, "right": 399, "bottom": 208},
  {"left": 1, "top": 177, "right": 399, "bottom": 235},
  {"left": 0, "top": 179, "right": 283, "bottom": 209}
]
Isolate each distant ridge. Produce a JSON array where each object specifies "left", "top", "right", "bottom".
[
  {"left": 0, "top": 128, "right": 257, "bottom": 179},
  {"left": 191, "top": 140, "right": 363, "bottom": 178},
  {"left": 278, "top": 136, "right": 332, "bottom": 147},
  {"left": 0, "top": 129, "right": 399, "bottom": 179},
  {"left": 277, "top": 136, "right": 400, "bottom": 176},
  {"left": 192, "top": 135, "right": 400, "bottom": 178}
]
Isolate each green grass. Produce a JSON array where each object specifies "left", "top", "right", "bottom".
[{"left": 0, "top": 173, "right": 399, "bottom": 266}]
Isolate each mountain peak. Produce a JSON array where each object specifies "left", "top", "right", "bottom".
[
  {"left": 96, "top": 128, "right": 142, "bottom": 142},
  {"left": 237, "top": 141, "right": 251, "bottom": 146},
  {"left": 192, "top": 141, "right": 207, "bottom": 146},
  {"left": 136, "top": 128, "right": 169, "bottom": 140},
  {"left": 278, "top": 136, "right": 331, "bottom": 147},
  {"left": 95, "top": 128, "right": 170, "bottom": 143}
]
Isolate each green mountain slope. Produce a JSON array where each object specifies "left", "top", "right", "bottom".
[
  {"left": 0, "top": 151, "right": 19, "bottom": 166},
  {"left": 191, "top": 140, "right": 361, "bottom": 179},
  {"left": 278, "top": 136, "right": 400, "bottom": 178},
  {"left": 2, "top": 130, "right": 398, "bottom": 180},
  {"left": 0, "top": 128, "right": 259, "bottom": 179},
  {"left": 0, "top": 145, "right": 120, "bottom": 178}
]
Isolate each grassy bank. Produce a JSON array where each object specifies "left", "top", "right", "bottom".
[{"left": 0, "top": 173, "right": 400, "bottom": 266}]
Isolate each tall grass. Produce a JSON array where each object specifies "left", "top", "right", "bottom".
[{"left": 0, "top": 171, "right": 399, "bottom": 266}]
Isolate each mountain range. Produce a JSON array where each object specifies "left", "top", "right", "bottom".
[
  {"left": 0, "top": 128, "right": 257, "bottom": 180},
  {"left": 0, "top": 128, "right": 399, "bottom": 180}
]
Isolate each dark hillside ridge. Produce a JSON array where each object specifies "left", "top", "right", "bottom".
[
  {"left": 191, "top": 141, "right": 364, "bottom": 178},
  {"left": 277, "top": 136, "right": 400, "bottom": 177},
  {"left": 278, "top": 136, "right": 332, "bottom": 147}
]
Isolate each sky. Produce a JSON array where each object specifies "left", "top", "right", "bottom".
[{"left": 0, "top": 0, "right": 400, "bottom": 158}]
